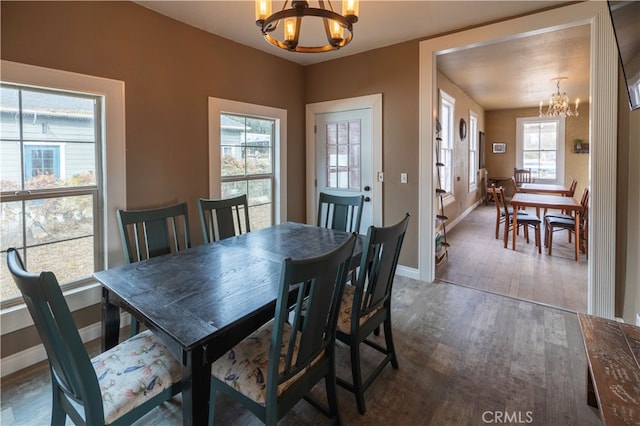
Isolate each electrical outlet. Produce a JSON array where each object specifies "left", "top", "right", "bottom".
[{"left": 400, "top": 173, "right": 407, "bottom": 184}]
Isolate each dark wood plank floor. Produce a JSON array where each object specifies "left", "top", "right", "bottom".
[
  {"left": 0, "top": 277, "right": 600, "bottom": 425},
  {"left": 436, "top": 204, "right": 589, "bottom": 313}
]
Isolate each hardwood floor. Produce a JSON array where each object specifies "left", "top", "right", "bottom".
[
  {"left": 0, "top": 277, "right": 600, "bottom": 425},
  {"left": 436, "top": 204, "right": 589, "bottom": 313}
]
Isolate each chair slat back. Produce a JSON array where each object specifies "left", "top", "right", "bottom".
[
  {"left": 514, "top": 168, "right": 532, "bottom": 185},
  {"left": 317, "top": 192, "right": 364, "bottom": 234},
  {"left": 6, "top": 248, "right": 104, "bottom": 423},
  {"left": 568, "top": 179, "right": 578, "bottom": 197},
  {"left": 198, "top": 195, "right": 250, "bottom": 243},
  {"left": 354, "top": 214, "right": 410, "bottom": 319},
  {"left": 269, "top": 234, "right": 356, "bottom": 390},
  {"left": 117, "top": 202, "right": 190, "bottom": 263}
]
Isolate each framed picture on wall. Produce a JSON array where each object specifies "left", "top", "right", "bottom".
[{"left": 492, "top": 142, "right": 507, "bottom": 154}]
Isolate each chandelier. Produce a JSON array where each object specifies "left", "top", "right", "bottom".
[
  {"left": 539, "top": 77, "right": 580, "bottom": 117},
  {"left": 255, "top": 0, "right": 359, "bottom": 53}
]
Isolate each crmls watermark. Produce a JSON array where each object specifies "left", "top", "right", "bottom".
[{"left": 482, "top": 411, "right": 534, "bottom": 424}]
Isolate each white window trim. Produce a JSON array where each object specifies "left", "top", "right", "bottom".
[
  {"left": 208, "top": 98, "right": 287, "bottom": 224},
  {"left": 468, "top": 110, "right": 478, "bottom": 192},
  {"left": 515, "top": 116, "right": 565, "bottom": 184},
  {"left": 439, "top": 90, "right": 455, "bottom": 198},
  {"left": 1, "top": 60, "right": 126, "bottom": 375}
]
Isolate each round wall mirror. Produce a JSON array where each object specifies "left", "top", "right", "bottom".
[{"left": 459, "top": 118, "right": 467, "bottom": 140}]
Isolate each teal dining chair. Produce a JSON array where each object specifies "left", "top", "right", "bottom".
[
  {"left": 6, "top": 248, "right": 182, "bottom": 425},
  {"left": 198, "top": 194, "right": 250, "bottom": 243},
  {"left": 317, "top": 192, "right": 365, "bottom": 234},
  {"left": 208, "top": 234, "right": 357, "bottom": 425},
  {"left": 117, "top": 202, "right": 190, "bottom": 336},
  {"left": 335, "top": 214, "right": 410, "bottom": 414}
]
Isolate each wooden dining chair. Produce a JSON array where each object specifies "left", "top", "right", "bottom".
[
  {"left": 317, "top": 192, "right": 365, "bottom": 234},
  {"left": 6, "top": 248, "right": 182, "bottom": 426},
  {"left": 208, "top": 234, "right": 357, "bottom": 426},
  {"left": 335, "top": 213, "right": 410, "bottom": 414},
  {"left": 198, "top": 194, "right": 250, "bottom": 243},
  {"left": 117, "top": 202, "right": 190, "bottom": 335},
  {"left": 490, "top": 184, "right": 528, "bottom": 240},
  {"left": 494, "top": 186, "right": 541, "bottom": 252},
  {"left": 513, "top": 167, "right": 532, "bottom": 186},
  {"left": 545, "top": 188, "right": 589, "bottom": 258}
]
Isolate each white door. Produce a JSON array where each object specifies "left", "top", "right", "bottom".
[{"left": 315, "top": 108, "right": 373, "bottom": 234}]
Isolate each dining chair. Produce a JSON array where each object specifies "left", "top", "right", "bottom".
[
  {"left": 117, "top": 202, "right": 190, "bottom": 335},
  {"left": 494, "top": 186, "right": 541, "bottom": 252},
  {"left": 198, "top": 194, "right": 250, "bottom": 243},
  {"left": 317, "top": 192, "right": 365, "bottom": 234},
  {"left": 208, "top": 234, "right": 357, "bottom": 426},
  {"left": 513, "top": 167, "right": 532, "bottom": 186},
  {"left": 490, "top": 184, "right": 528, "bottom": 240},
  {"left": 6, "top": 248, "right": 182, "bottom": 426},
  {"left": 545, "top": 188, "right": 589, "bottom": 258},
  {"left": 335, "top": 213, "right": 410, "bottom": 414}
]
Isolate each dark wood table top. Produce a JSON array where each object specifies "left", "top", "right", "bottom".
[{"left": 94, "top": 222, "right": 362, "bottom": 425}]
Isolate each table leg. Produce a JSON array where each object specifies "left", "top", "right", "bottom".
[
  {"left": 574, "top": 211, "right": 580, "bottom": 261},
  {"left": 101, "top": 287, "right": 120, "bottom": 351},
  {"left": 512, "top": 209, "right": 517, "bottom": 250},
  {"left": 182, "top": 348, "right": 211, "bottom": 425}
]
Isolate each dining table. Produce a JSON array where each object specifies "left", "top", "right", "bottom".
[
  {"left": 518, "top": 183, "right": 572, "bottom": 196},
  {"left": 94, "top": 222, "right": 363, "bottom": 425},
  {"left": 510, "top": 193, "right": 582, "bottom": 260}
]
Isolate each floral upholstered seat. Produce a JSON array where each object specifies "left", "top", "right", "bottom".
[
  {"left": 211, "top": 320, "right": 320, "bottom": 405},
  {"left": 336, "top": 284, "right": 382, "bottom": 335},
  {"left": 93, "top": 329, "right": 182, "bottom": 424}
]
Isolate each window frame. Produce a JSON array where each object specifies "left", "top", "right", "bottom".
[
  {"left": 516, "top": 116, "right": 565, "bottom": 184},
  {"left": 1, "top": 60, "right": 125, "bottom": 339},
  {"left": 468, "top": 110, "right": 478, "bottom": 192},
  {"left": 439, "top": 90, "right": 455, "bottom": 197},
  {"left": 208, "top": 98, "right": 287, "bottom": 225}
]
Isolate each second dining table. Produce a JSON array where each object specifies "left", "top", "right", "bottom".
[
  {"left": 510, "top": 192, "right": 583, "bottom": 260},
  {"left": 94, "top": 222, "right": 363, "bottom": 425},
  {"left": 518, "top": 182, "right": 572, "bottom": 196}
]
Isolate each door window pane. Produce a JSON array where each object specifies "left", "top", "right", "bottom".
[{"left": 324, "top": 119, "right": 361, "bottom": 190}]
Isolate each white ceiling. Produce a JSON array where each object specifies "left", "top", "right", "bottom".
[{"left": 136, "top": 0, "right": 590, "bottom": 110}]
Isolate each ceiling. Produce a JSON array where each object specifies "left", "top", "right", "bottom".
[{"left": 136, "top": 1, "right": 591, "bottom": 110}]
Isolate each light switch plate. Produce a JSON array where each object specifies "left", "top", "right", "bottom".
[
  {"left": 400, "top": 173, "right": 407, "bottom": 183},
  {"left": 377, "top": 171, "right": 384, "bottom": 182}
]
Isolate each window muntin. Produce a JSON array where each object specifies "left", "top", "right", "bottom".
[
  {"left": 325, "top": 120, "right": 361, "bottom": 190},
  {"left": 0, "top": 84, "right": 102, "bottom": 302},
  {"left": 439, "top": 90, "right": 455, "bottom": 194},
  {"left": 220, "top": 113, "right": 274, "bottom": 230}
]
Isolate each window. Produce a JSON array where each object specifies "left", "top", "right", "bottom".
[
  {"left": 325, "top": 120, "right": 361, "bottom": 190},
  {"left": 468, "top": 110, "right": 478, "bottom": 191},
  {"left": 439, "top": 90, "right": 455, "bottom": 194},
  {"left": 208, "top": 97, "right": 287, "bottom": 229},
  {"left": 220, "top": 114, "right": 274, "bottom": 230},
  {"left": 1, "top": 85, "right": 102, "bottom": 303},
  {"left": 516, "top": 117, "right": 565, "bottom": 184}
]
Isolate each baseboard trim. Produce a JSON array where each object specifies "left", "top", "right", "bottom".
[
  {"left": 396, "top": 265, "right": 420, "bottom": 280},
  {"left": 0, "top": 313, "right": 131, "bottom": 378}
]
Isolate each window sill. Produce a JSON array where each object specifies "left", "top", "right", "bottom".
[{"left": 1, "top": 282, "right": 102, "bottom": 335}]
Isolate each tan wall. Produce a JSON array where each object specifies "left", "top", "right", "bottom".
[
  {"left": 436, "top": 72, "right": 486, "bottom": 221},
  {"left": 305, "top": 41, "right": 421, "bottom": 267},
  {"left": 485, "top": 106, "right": 590, "bottom": 199},
  {"left": 0, "top": 1, "right": 307, "bottom": 357}
]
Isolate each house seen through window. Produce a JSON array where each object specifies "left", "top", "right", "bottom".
[
  {"left": 220, "top": 113, "right": 274, "bottom": 230},
  {"left": 0, "top": 84, "right": 102, "bottom": 303}
]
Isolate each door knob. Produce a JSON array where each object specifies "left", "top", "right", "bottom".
[{"left": 364, "top": 196, "right": 371, "bottom": 202}]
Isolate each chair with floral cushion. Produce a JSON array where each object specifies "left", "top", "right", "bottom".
[
  {"left": 208, "top": 234, "right": 357, "bottom": 426},
  {"left": 117, "top": 202, "right": 191, "bottom": 336},
  {"left": 335, "top": 213, "right": 410, "bottom": 414},
  {"left": 198, "top": 194, "right": 250, "bottom": 243},
  {"left": 6, "top": 248, "right": 182, "bottom": 425}
]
